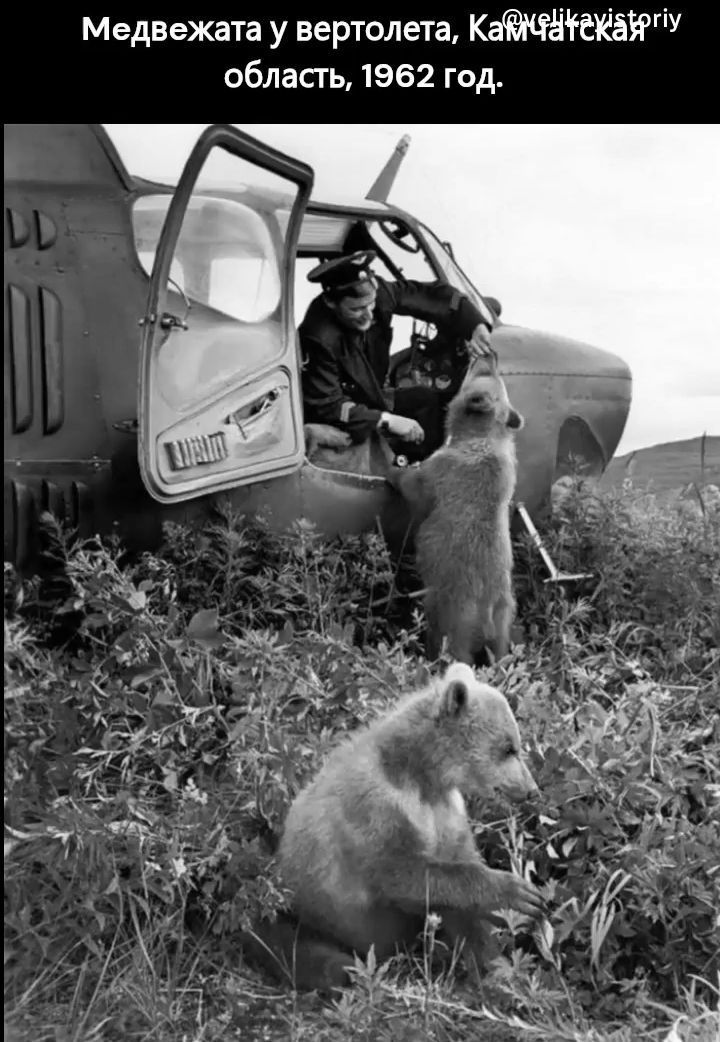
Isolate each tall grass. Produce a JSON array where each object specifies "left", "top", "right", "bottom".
[{"left": 4, "top": 483, "right": 719, "bottom": 1041}]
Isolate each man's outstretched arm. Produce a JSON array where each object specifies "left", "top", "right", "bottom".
[{"left": 380, "top": 278, "right": 490, "bottom": 343}]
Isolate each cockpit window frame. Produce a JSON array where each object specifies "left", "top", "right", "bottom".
[{"left": 416, "top": 220, "right": 496, "bottom": 327}]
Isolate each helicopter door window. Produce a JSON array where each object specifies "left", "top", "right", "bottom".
[
  {"left": 208, "top": 255, "right": 280, "bottom": 321},
  {"left": 154, "top": 193, "right": 286, "bottom": 412},
  {"left": 135, "top": 174, "right": 295, "bottom": 413}
]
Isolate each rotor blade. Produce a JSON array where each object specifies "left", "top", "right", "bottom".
[{"left": 365, "top": 134, "right": 411, "bottom": 203}]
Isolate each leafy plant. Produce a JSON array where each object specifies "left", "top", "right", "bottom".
[{"left": 4, "top": 484, "right": 719, "bottom": 1041}]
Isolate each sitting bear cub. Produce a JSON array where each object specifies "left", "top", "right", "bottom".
[{"left": 244, "top": 662, "right": 544, "bottom": 991}]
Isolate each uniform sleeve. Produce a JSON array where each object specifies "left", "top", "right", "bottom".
[
  {"left": 379, "top": 278, "right": 487, "bottom": 339},
  {"left": 300, "top": 335, "right": 382, "bottom": 443}
]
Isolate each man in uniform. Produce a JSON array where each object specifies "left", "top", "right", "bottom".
[{"left": 299, "top": 250, "right": 494, "bottom": 453}]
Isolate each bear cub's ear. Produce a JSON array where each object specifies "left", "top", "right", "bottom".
[
  {"left": 507, "top": 408, "right": 525, "bottom": 430},
  {"left": 437, "top": 663, "right": 475, "bottom": 718}
]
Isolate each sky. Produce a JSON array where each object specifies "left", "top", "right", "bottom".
[{"left": 105, "top": 123, "right": 720, "bottom": 455}]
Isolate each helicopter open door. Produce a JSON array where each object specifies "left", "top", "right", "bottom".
[{"left": 138, "top": 124, "right": 313, "bottom": 504}]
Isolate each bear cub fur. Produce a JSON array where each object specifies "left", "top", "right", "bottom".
[
  {"left": 244, "top": 663, "right": 544, "bottom": 991},
  {"left": 391, "top": 357, "right": 524, "bottom": 665}
]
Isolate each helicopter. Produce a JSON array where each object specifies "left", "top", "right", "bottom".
[{"left": 4, "top": 123, "right": 632, "bottom": 573}]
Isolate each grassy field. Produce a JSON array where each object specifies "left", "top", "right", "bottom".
[
  {"left": 602, "top": 435, "right": 720, "bottom": 493},
  {"left": 4, "top": 479, "right": 720, "bottom": 1042}
]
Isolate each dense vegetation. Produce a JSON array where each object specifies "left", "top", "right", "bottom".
[{"left": 4, "top": 480, "right": 720, "bottom": 1042}]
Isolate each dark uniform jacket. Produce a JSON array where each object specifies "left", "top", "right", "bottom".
[{"left": 299, "top": 276, "right": 486, "bottom": 443}]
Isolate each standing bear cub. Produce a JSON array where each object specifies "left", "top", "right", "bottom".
[
  {"left": 390, "top": 350, "right": 524, "bottom": 665},
  {"left": 244, "top": 663, "right": 544, "bottom": 991}
]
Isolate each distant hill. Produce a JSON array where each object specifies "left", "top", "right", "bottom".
[{"left": 602, "top": 436, "right": 720, "bottom": 493}]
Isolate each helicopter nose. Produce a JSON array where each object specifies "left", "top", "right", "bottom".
[{"left": 492, "top": 326, "right": 632, "bottom": 383}]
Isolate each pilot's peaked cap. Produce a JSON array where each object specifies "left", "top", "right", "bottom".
[{"left": 307, "top": 251, "right": 378, "bottom": 300}]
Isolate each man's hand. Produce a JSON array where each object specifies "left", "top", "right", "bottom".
[
  {"left": 382, "top": 414, "right": 425, "bottom": 444},
  {"left": 467, "top": 322, "right": 493, "bottom": 363}
]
